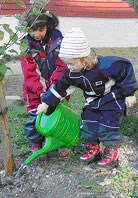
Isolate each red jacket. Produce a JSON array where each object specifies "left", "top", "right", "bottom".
[{"left": 20, "top": 29, "right": 68, "bottom": 112}]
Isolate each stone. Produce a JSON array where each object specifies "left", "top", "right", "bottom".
[
  {"left": 5, "top": 95, "right": 23, "bottom": 106},
  {"left": 6, "top": 176, "right": 15, "bottom": 186}
]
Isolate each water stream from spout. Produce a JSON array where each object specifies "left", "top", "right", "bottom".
[{"left": 15, "top": 164, "right": 27, "bottom": 179}]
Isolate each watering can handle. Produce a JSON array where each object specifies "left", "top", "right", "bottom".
[{"left": 35, "top": 100, "right": 68, "bottom": 132}]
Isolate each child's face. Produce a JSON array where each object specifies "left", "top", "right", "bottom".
[
  {"left": 30, "top": 26, "right": 47, "bottom": 41},
  {"left": 63, "top": 58, "right": 85, "bottom": 73}
]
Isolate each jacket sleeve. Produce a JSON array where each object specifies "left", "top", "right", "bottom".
[
  {"left": 103, "top": 60, "right": 138, "bottom": 96},
  {"left": 51, "top": 58, "right": 68, "bottom": 84},
  {"left": 20, "top": 55, "right": 44, "bottom": 101},
  {"left": 42, "top": 70, "right": 73, "bottom": 107}
]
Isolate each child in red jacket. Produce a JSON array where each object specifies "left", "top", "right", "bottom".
[{"left": 20, "top": 7, "right": 70, "bottom": 160}]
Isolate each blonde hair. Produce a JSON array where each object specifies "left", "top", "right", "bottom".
[{"left": 82, "top": 53, "right": 98, "bottom": 70}]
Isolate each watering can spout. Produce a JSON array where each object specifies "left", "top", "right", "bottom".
[{"left": 24, "top": 137, "right": 63, "bottom": 165}]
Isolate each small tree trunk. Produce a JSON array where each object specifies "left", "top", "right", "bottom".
[{"left": 0, "top": 81, "right": 14, "bottom": 173}]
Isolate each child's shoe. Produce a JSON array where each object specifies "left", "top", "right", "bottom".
[
  {"left": 90, "top": 148, "right": 119, "bottom": 170},
  {"left": 80, "top": 143, "right": 101, "bottom": 164},
  {"left": 31, "top": 143, "right": 48, "bottom": 161}
]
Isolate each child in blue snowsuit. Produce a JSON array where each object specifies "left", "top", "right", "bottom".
[{"left": 36, "top": 27, "right": 138, "bottom": 169}]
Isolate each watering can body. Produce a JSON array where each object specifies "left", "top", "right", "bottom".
[{"left": 24, "top": 100, "right": 81, "bottom": 165}]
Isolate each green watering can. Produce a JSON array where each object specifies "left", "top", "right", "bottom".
[{"left": 16, "top": 100, "right": 81, "bottom": 177}]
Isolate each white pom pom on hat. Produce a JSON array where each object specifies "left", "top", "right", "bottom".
[{"left": 59, "top": 27, "right": 91, "bottom": 59}]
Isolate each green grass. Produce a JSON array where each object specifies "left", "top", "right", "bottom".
[{"left": 7, "top": 104, "right": 30, "bottom": 156}]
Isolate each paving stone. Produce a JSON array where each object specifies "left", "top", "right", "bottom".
[{"left": 5, "top": 96, "right": 23, "bottom": 106}]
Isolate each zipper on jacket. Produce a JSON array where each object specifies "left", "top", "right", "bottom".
[{"left": 111, "top": 92, "right": 122, "bottom": 110}]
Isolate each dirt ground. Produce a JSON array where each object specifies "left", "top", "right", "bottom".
[{"left": 0, "top": 48, "right": 138, "bottom": 198}]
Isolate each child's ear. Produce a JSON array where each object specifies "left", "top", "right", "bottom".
[
  {"left": 76, "top": 59, "right": 82, "bottom": 66},
  {"left": 75, "top": 58, "right": 84, "bottom": 65},
  {"left": 83, "top": 56, "right": 89, "bottom": 63},
  {"left": 81, "top": 57, "right": 87, "bottom": 66}
]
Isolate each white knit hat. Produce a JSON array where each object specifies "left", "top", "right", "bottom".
[{"left": 59, "top": 27, "right": 91, "bottom": 59}]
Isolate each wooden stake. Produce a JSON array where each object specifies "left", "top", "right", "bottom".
[{"left": 0, "top": 81, "right": 14, "bottom": 173}]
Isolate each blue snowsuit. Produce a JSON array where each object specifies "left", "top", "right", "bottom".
[{"left": 42, "top": 56, "right": 138, "bottom": 147}]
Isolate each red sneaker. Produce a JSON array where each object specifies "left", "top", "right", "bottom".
[
  {"left": 80, "top": 143, "right": 101, "bottom": 164},
  {"left": 90, "top": 148, "right": 119, "bottom": 170},
  {"left": 31, "top": 143, "right": 48, "bottom": 161}
]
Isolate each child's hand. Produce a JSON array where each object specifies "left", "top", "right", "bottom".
[
  {"left": 36, "top": 102, "right": 48, "bottom": 114},
  {"left": 125, "top": 96, "right": 137, "bottom": 108}
]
